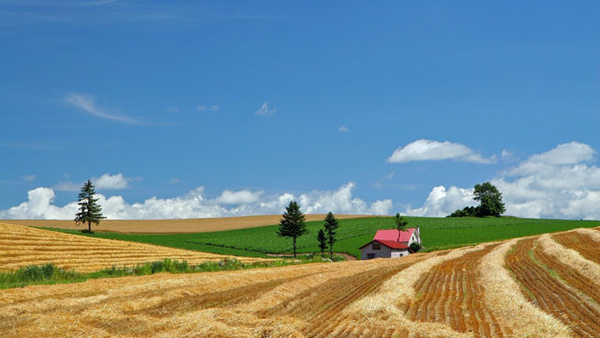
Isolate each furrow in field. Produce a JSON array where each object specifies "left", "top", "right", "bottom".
[
  {"left": 552, "top": 231, "right": 600, "bottom": 263},
  {"left": 505, "top": 238, "right": 600, "bottom": 337},
  {"left": 297, "top": 263, "right": 417, "bottom": 337},
  {"left": 403, "top": 243, "right": 510, "bottom": 337},
  {"left": 533, "top": 241, "right": 600, "bottom": 305}
]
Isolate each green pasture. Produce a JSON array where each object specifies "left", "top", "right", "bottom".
[{"left": 44, "top": 216, "right": 599, "bottom": 259}]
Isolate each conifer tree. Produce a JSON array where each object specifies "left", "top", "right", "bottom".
[
  {"left": 74, "top": 179, "right": 106, "bottom": 233},
  {"left": 323, "top": 212, "right": 339, "bottom": 260},
  {"left": 276, "top": 201, "right": 308, "bottom": 258},
  {"left": 317, "top": 229, "right": 327, "bottom": 257}
]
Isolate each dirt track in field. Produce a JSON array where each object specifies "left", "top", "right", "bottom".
[
  {"left": 1, "top": 214, "right": 374, "bottom": 234},
  {"left": 1, "top": 225, "right": 599, "bottom": 337}
]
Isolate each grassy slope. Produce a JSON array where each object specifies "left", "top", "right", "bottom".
[{"left": 43, "top": 216, "right": 600, "bottom": 258}]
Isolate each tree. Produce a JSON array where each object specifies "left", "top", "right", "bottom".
[
  {"left": 74, "top": 179, "right": 106, "bottom": 233},
  {"left": 409, "top": 242, "right": 422, "bottom": 253},
  {"left": 276, "top": 201, "right": 308, "bottom": 258},
  {"left": 323, "top": 212, "right": 339, "bottom": 260},
  {"left": 473, "top": 182, "right": 505, "bottom": 217},
  {"left": 317, "top": 229, "right": 327, "bottom": 257},
  {"left": 394, "top": 213, "right": 408, "bottom": 231},
  {"left": 447, "top": 182, "right": 506, "bottom": 218}
]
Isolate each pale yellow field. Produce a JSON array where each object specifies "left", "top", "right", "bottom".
[
  {"left": 0, "top": 222, "right": 265, "bottom": 273},
  {"left": 1, "top": 225, "right": 599, "bottom": 337},
  {"left": 2, "top": 214, "right": 373, "bottom": 233}
]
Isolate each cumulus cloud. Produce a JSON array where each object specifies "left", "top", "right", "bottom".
[
  {"left": 0, "top": 182, "right": 393, "bottom": 220},
  {"left": 55, "top": 173, "right": 131, "bottom": 192},
  {"left": 65, "top": 93, "right": 140, "bottom": 125},
  {"left": 197, "top": 105, "right": 219, "bottom": 112},
  {"left": 338, "top": 126, "right": 349, "bottom": 133},
  {"left": 387, "top": 139, "right": 495, "bottom": 164},
  {"left": 404, "top": 186, "right": 475, "bottom": 217},
  {"left": 404, "top": 142, "right": 600, "bottom": 220},
  {"left": 254, "top": 102, "right": 276, "bottom": 116}
]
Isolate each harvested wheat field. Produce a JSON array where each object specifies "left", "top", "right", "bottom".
[
  {"left": 2, "top": 214, "right": 372, "bottom": 234},
  {"left": 1, "top": 227, "right": 599, "bottom": 337},
  {"left": 0, "top": 222, "right": 265, "bottom": 273}
]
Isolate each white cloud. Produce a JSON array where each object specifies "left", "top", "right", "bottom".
[
  {"left": 254, "top": 101, "right": 276, "bottom": 116},
  {"left": 405, "top": 142, "right": 600, "bottom": 220},
  {"left": 197, "top": 105, "right": 219, "bottom": 112},
  {"left": 0, "top": 182, "right": 392, "bottom": 220},
  {"left": 214, "top": 189, "right": 263, "bottom": 205},
  {"left": 22, "top": 175, "right": 37, "bottom": 182},
  {"left": 167, "top": 178, "right": 182, "bottom": 185},
  {"left": 404, "top": 186, "right": 475, "bottom": 217},
  {"left": 54, "top": 173, "right": 131, "bottom": 192},
  {"left": 95, "top": 173, "right": 131, "bottom": 190},
  {"left": 387, "top": 139, "right": 494, "bottom": 164},
  {"left": 65, "top": 93, "right": 140, "bottom": 125},
  {"left": 165, "top": 106, "right": 179, "bottom": 113},
  {"left": 338, "top": 126, "right": 349, "bottom": 133},
  {"left": 507, "top": 141, "right": 596, "bottom": 176},
  {"left": 0, "top": 188, "right": 79, "bottom": 220},
  {"left": 501, "top": 149, "right": 513, "bottom": 159}
]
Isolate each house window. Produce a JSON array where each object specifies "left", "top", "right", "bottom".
[
  {"left": 372, "top": 243, "right": 381, "bottom": 250},
  {"left": 367, "top": 253, "right": 376, "bottom": 259}
]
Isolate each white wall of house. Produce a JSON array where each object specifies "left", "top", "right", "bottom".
[{"left": 360, "top": 242, "right": 410, "bottom": 260}]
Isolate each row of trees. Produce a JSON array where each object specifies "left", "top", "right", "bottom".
[{"left": 277, "top": 201, "right": 340, "bottom": 259}]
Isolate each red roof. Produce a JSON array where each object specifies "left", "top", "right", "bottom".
[
  {"left": 359, "top": 228, "right": 417, "bottom": 250},
  {"left": 373, "top": 229, "right": 415, "bottom": 243},
  {"left": 375, "top": 240, "right": 409, "bottom": 250}
]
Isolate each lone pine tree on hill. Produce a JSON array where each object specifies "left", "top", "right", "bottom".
[
  {"left": 74, "top": 179, "right": 106, "bottom": 233},
  {"left": 277, "top": 201, "right": 308, "bottom": 258},
  {"left": 323, "top": 212, "right": 339, "bottom": 260}
]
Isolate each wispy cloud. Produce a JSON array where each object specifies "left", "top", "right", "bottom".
[
  {"left": 165, "top": 106, "right": 179, "bottom": 113},
  {"left": 254, "top": 101, "right": 276, "bottom": 116},
  {"left": 387, "top": 139, "right": 495, "bottom": 164},
  {"left": 197, "top": 105, "right": 219, "bottom": 112},
  {"left": 65, "top": 93, "right": 140, "bottom": 125},
  {"left": 22, "top": 175, "right": 37, "bottom": 182},
  {"left": 338, "top": 126, "right": 349, "bottom": 133},
  {"left": 54, "top": 173, "right": 132, "bottom": 192}
]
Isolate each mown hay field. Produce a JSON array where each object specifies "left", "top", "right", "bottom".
[
  {"left": 1, "top": 225, "right": 598, "bottom": 337},
  {"left": 0, "top": 222, "right": 265, "bottom": 273}
]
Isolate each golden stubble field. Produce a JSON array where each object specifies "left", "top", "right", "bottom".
[
  {"left": 0, "top": 222, "right": 266, "bottom": 273},
  {"left": 2, "top": 214, "right": 373, "bottom": 233},
  {"left": 0, "top": 223, "right": 599, "bottom": 337}
]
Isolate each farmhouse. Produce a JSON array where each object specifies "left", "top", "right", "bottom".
[{"left": 360, "top": 227, "right": 421, "bottom": 260}]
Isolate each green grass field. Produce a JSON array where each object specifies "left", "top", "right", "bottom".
[{"left": 45, "top": 216, "right": 599, "bottom": 259}]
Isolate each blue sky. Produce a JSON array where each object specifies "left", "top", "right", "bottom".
[{"left": 1, "top": 1, "right": 599, "bottom": 220}]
